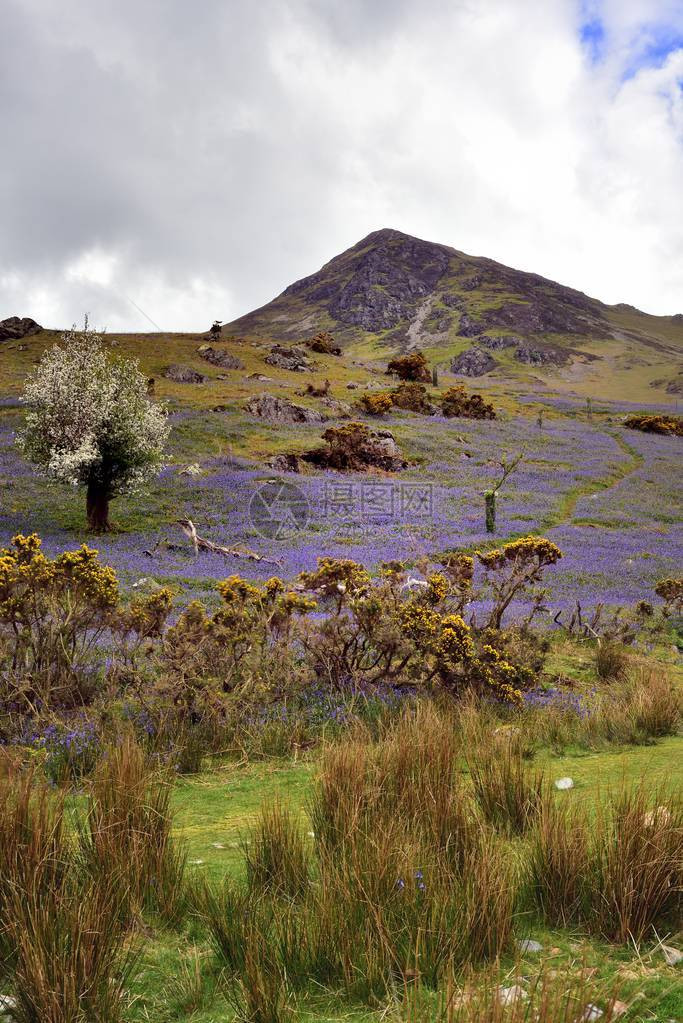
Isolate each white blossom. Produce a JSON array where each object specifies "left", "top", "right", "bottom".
[{"left": 17, "top": 322, "right": 169, "bottom": 497}]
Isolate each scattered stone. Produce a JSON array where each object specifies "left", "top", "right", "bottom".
[
  {"left": 581, "top": 1004, "right": 603, "bottom": 1022},
  {"left": 346, "top": 382, "right": 359, "bottom": 389},
  {"left": 179, "top": 463, "right": 203, "bottom": 476},
  {"left": 211, "top": 842, "right": 226, "bottom": 849},
  {"left": 247, "top": 372, "right": 274, "bottom": 381},
  {"left": 245, "top": 393, "right": 325, "bottom": 424},
  {"left": 662, "top": 944, "right": 683, "bottom": 966},
  {"left": 450, "top": 347, "right": 497, "bottom": 377},
  {"left": 517, "top": 938, "right": 543, "bottom": 953},
  {"left": 131, "top": 577, "right": 163, "bottom": 592},
  {"left": 319, "top": 397, "right": 353, "bottom": 418},
  {"left": 0, "top": 315, "right": 42, "bottom": 342},
  {"left": 212, "top": 404, "right": 230, "bottom": 412},
  {"left": 266, "top": 453, "right": 301, "bottom": 473},
  {"left": 555, "top": 777, "right": 574, "bottom": 790},
  {"left": 265, "top": 344, "right": 313, "bottom": 372},
  {"left": 198, "top": 346, "right": 245, "bottom": 370},
  {"left": 164, "top": 364, "right": 208, "bottom": 384},
  {"left": 497, "top": 985, "right": 527, "bottom": 1007},
  {"left": 188, "top": 859, "right": 205, "bottom": 866}
]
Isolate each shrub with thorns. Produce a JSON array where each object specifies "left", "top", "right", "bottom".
[
  {"left": 441, "top": 385, "right": 496, "bottom": 420},
  {"left": 386, "top": 351, "right": 432, "bottom": 382}
]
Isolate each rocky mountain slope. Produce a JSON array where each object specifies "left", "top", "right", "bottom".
[{"left": 226, "top": 228, "right": 683, "bottom": 396}]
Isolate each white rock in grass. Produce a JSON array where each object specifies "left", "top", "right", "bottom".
[
  {"left": 0, "top": 995, "right": 17, "bottom": 1014},
  {"left": 555, "top": 777, "right": 574, "bottom": 790},
  {"left": 662, "top": 945, "right": 683, "bottom": 966},
  {"left": 497, "top": 985, "right": 527, "bottom": 1007},
  {"left": 582, "top": 1004, "right": 603, "bottom": 1022},
  {"left": 211, "top": 842, "right": 225, "bottom": 849},
  {"left": 517, "top": 938, "right": 543, "bottom": 953}
]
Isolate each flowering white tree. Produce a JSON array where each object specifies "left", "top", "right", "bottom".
[{"left": 18, "top": 322, "right": 169, "bottom": 532}]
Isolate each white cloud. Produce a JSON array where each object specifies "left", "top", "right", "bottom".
[{"left": 0, "top": 0, "right": 682, "bottom": 331}]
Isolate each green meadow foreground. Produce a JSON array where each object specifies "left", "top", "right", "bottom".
[
  {"left": 2, "top": 642, "right": 682, "bottom": 1023},
  {"left": 135, "top": 674, "right": 683, "bottom": 1023}
]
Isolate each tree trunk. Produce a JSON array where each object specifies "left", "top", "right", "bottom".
[{"left": 86, "top": 482, "right": 112, "bottom": 532}]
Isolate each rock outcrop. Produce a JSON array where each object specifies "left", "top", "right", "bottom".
[
  {"left": 319, "top": 397, "right": 353, "bottom": 418},
  {"left": 198, "top": 345, "right": 245, "bottom": 370},
  {"left": 264, "top": 345, "right": 313, "bottom": 372},
  {"left": 450, "top": 347, "right": 497, "bottom": 377},
  {"left": 478, "top": 334, "right": 522, "bottom": 350},
  {"left": 164, "top": 364, "right": 208, "bottom": 383},
  {"left": 323, "top": 233, "right": 450, "bottom": 331},
  {"left": 245, "top": 393, "right": 325, "bottom": 424},
  {"left": 457, "top": 313, "right": 485, "bottom": 338},
  {"left": 0, "top": 316, "right": 42, "bottom": 342},
  {"left": 482, "top": 300, "right": 600, "bottom": 337},
  {"left": 513, "top": 344, "right": 570, "bottom": 366},
  {"left": 266, "top": 453, "right": 301, "bottom": 472}
]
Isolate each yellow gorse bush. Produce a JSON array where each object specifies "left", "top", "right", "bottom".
[
  {"left": 477, "top": 536, "right": 562, "bottom": 571},
  {"left": 0, "top": 537, "right": 569, "bottom": 718}
]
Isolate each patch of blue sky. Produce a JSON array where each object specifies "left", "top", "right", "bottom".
[
  {"left": 621, "top": 26, "right": 683, "bottom": 81},
  {"left": 579, "top": 9, "right": 607, "bottom": 66}
]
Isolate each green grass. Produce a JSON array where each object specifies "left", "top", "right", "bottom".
[
  {"left": 4, "top": 293, "right": 682, "bottom": 413},
  {"left": 116, "top": 736, "right": 683, "bottom": 1021},
  {"left": 170, "top": 740, "right": 683, "bottom": 879},
  {"left": 172, "top": 760, "right": 313, "bottom": 881}
]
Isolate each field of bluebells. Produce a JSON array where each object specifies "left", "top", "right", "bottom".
[
  {"left": 0, "top": 381, "right": 682, "bottom": 1023},
  {"left": 0, "top": 395, "right": 680, "bottom": 619}
]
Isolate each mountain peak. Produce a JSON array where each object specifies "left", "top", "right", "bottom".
[{"left": 230, "top": 227, "right": 615, "bottom": 345}]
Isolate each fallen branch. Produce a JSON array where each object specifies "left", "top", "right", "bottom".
[{"left": 175, "top": 519, "right": 281, "bottom": 567}]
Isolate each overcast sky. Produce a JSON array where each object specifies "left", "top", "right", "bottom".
[{"left": 1, "top": 0, "right": 682, "bottom": 332}]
